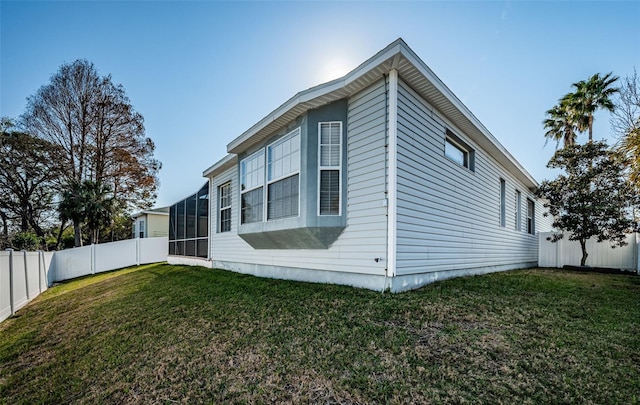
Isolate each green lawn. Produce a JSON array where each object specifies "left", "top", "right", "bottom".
[{"left": 1, "top": 264, "right": 639, "bottom": 404}]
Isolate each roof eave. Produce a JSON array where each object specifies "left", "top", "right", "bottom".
[{"left": 203, "top": 153, "right": 237, "bottom": 178}]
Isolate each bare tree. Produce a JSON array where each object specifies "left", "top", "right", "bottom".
[
  {"left": 611, "top": 68, "right": 640, "bottom": 139},
  {"left": 21, "top": 60, "right": 160, "bottom": 246}
]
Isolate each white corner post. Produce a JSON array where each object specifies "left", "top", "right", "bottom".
[{"left": 387, "top": 68, "right": 398, "bottom": 278}]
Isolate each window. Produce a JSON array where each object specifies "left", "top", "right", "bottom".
[
  {"left": 499, "top": 179, "right": 506, "bottom": 227},
  {"left": 240, "top": 150, "right": 265, "bottom": 224},
  {"left": 139, "top": 220, "right": 145, "bottom": 238},
  {"left": 444, "top": 130, "right": 475, "bottom": 171},
  {"left": 319, "top": 122, "right": 341, "bottom": 215},
  {"left": 219, "top": 182, "right": 231, "bottom": 233},
  {"left": 527, "top": 199, "right": 535, "bottom": 235},
  {"left": 445, "top": 139, "right": 467, "bottom": 167},
  {"left": 267, "top": 128, "right": 300, "bottom": 220},
  {"left": 515, "top": 190, "right": 521, "bottom": 231}
]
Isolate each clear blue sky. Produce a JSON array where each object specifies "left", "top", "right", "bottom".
[{"left": 2, "top": 1, "right": 639, "bottom": 207}]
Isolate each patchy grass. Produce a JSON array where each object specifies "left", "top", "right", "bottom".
[{"left": 1, "top": 265, "right": 639, "bottom": 404}]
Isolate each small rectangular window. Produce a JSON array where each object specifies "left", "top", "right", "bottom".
[
  {"left": 139, "top": 220, "right": 145, "bottom": 238},
  {"left": 319, "top": 122, "right": 342, "bottom": 215},
  {"left": 527, "top": 199, "right": 535, "bottom": 235},
  {"left": 515, "top": 190, "right": 521, "bottom": 231},
  {"left": 444, "top": 129, "right": 474, "bottom": 171},
  {"left": 219, "top": 182, "right": 231, "bottom": 233},
  {"left": 320, "top": 170, "right": 340, "bottom": 215},
  {"left": 499, "top": 179, "right": 506, "bottom": 227}
]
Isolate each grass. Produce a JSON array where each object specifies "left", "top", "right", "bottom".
[{"left": 1, "top": 264, "right": 639, "bottom": 404}]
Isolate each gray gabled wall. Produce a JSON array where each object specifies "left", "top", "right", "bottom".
[{"left": 394, "top": 78, "right": 551, "bottom": 278}]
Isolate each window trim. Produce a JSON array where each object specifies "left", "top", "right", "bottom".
[
  {"left": 266, "top": 127, "right": 301, "bottom": 220},
  {"left": 527, "top": 198, "right": 535, "bottom": 235},
  {"left": 515, "top": 190, "right": 522, "bottom": 231},
  {"left": 444, "top": 129, "right": 475, "bottom": 171},
  {"left": 499, "top": 178, "right": 506, "bottom": 228},
  {"left": 218, "top": 182, "right": 231, "bottom": 233},
  {"left": 240, "top": 149, "right": 266, "bottom": 224},
  {"left": 318, "top": 121, "right": 343, "bottom": 216}
]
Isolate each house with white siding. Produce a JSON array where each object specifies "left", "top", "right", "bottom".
[{"left": 168, "top": 38, "right": 552, "bottom": 292}]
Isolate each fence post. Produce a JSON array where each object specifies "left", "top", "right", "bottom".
[
  {"left": 6, "top": 249, "right": 14, "bottom": 316},
  {"left": 556, "top": 235, "right": 562, "bottom": 269},
  {"left": 38, "top": 251, "right": 43, "bottom": 293},
  {"left": 636, "top": 233, "right": 640, "bottom": 275},
  {"left": 136, "top": 238, "right": 140, "bottom": 266},
  {"left": 91, "top": 244, "right": 96, "bottom": 275},
  {"left": 23, "top": 250, "right": 30, "bottom": 300}
]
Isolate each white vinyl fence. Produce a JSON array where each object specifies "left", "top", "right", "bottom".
[
  {"left": 539, "top": 232, "right": 640, "bottom": 273},
  {"left": 0, "top": 250, "right": 53, "bottom": 323},
  {"left": 0, "top": 237, "right": 168, "bottom": 323}
]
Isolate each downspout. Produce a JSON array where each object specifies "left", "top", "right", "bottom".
[{"left": 387, "top": 68, "right": 399, "bottom": 281}]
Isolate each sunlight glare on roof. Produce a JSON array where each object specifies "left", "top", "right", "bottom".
[{"left": 318, "top": 56, "right": 354, "bottom": 83}]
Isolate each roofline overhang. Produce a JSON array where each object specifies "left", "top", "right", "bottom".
[
  {"left": 222, "top": 38, "right": 539, "bottom": 189},
  {"left": 203, "top": 153, "right": 237, "bottom": 178},
  {"left": 132, "top": 210, "right": 170, "bottom": 219}
]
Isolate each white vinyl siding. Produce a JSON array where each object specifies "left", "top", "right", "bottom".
[
  {"left": 209, "top": 79, "right": 388, "bottom": 276},
  {"left": 395, "top": 79, "right": 540, "bottom": 275},
  {"left": 319, "top": 121, "right": 342, "bottom": 215}
]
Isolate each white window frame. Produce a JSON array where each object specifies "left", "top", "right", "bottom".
[
  {"left": 527, "top": 198, "right": 535, "bottom": 235},
  {"left": 218, "top": 182, "right": 231, "bottom": 233},
  {"left": 317, "top": 121, "right": 342, "bottom": 216},
  {"left": 240, "top": 149, "right": 265, "bottom": 224},
  {"left": 444, "top": 129, "right": 475, "bottom": 172},
  {"left": 266, "top": 128, "right": 301, "bottom": 220},
  {"left": 138, "top": 219, "right": 145, "bottom": 238}
]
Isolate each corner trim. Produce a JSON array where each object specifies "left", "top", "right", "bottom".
[{"left": 387, "top": 69, "right": 398, "bottom": 278}]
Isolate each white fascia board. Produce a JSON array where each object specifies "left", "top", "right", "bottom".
[
  {"left": 202, "top": 153, "right": 237, "bottom": 178},
  {"left": 398, "top": 43, "right": 539, "bottom": 188},
  {"left": 226, "top": 39, "right": 406, "bottom": 154}
]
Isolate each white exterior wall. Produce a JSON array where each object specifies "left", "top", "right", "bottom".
[
  {"left": 394, "top": 79, "right": 548, "bottom": 277},
  {"left": 208, "top": 79, "right": 388, "bottom": 282}
]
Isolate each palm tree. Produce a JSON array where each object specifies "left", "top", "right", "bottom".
[
  {"left": 83, "top": 181, "right": 114, "bottom": 244},
  {"left": 59, "top": 180, "right": 87, "bottom": 247},
  {"left": 570, "top": 72, "right": 619, "bottom": 142},
  {"left": 59, "top": 180, "right": 114, "bottom": 247},
  {"left": 543, "top": 96, "right": 580, "bottom": 149},
  {"left": 619, "top": 120, "right": 640, "bottom": 186}
]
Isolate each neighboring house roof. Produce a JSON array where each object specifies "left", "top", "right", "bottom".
[
  {"left": 205, "top": 38, "right": 538, "bottom": 189},
  {"left": 132, "top": 207, "right": 170, "bottom": 219}
]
